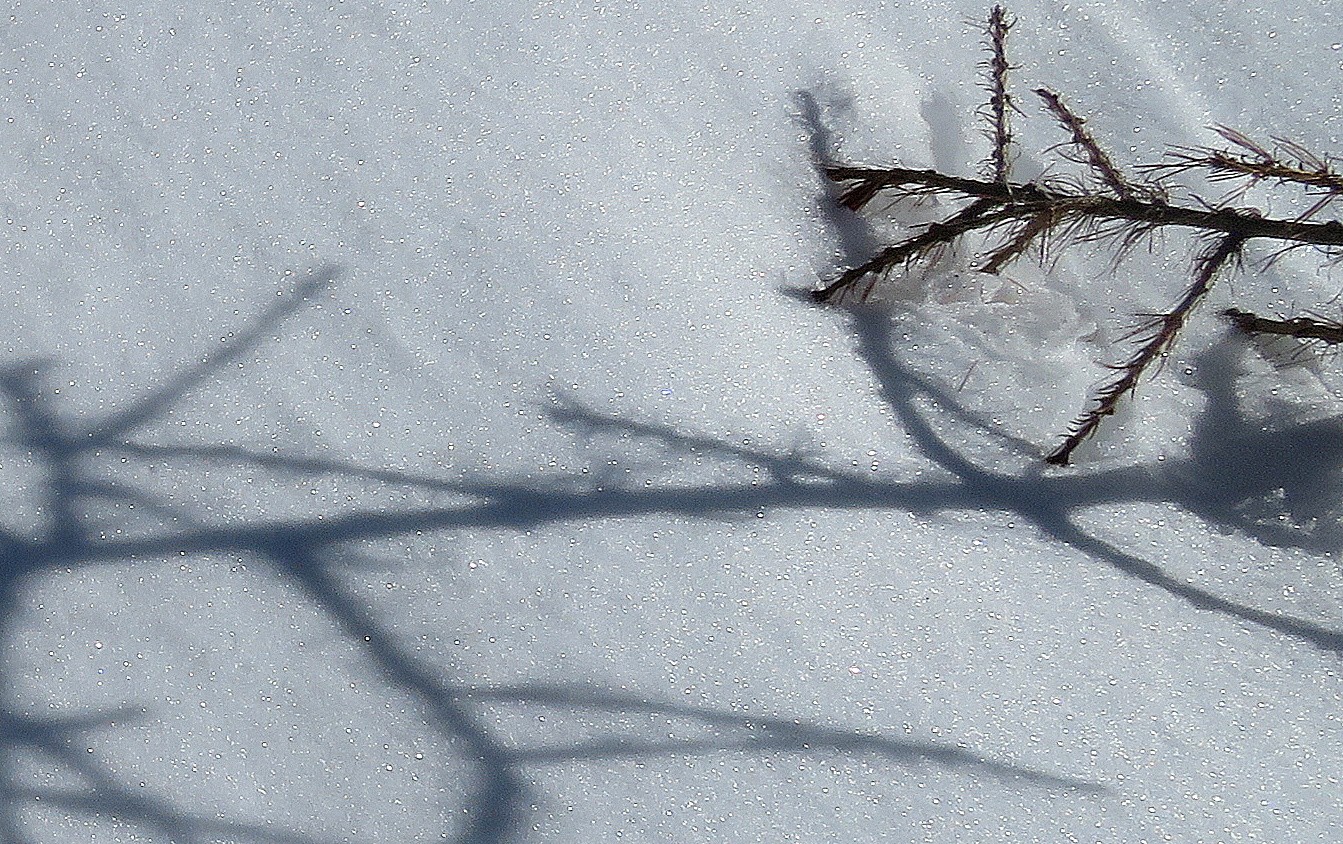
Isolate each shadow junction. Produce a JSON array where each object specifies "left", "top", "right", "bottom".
[{"left": 2, "top": 265, "right": 1338, "bottom": 843}]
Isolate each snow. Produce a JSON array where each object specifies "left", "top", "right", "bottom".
[{"left": 1, "top": 1, "right": 1341, "bottom": 842}]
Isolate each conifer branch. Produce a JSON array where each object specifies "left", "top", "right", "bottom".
[
  {"left": 1046, "top": 235, "right": 1245, "bottom": 465},
  {"left": 983, "top": 5, "right": 1016, "bottom": 184},
  {"left": 1223, "top": 308, "right": 1343, "bottom": 345},
  {"left": 814, "top": 6, "right": 1343, "bottom": 461},
  {"left": 816, "top": 164, "right": 1343, "bottom": 304}
]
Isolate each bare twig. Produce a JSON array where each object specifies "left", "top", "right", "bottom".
[
  {"left": 1046, "top": 235, "right": 1245, "bottom": 464},
  {"left": 1223, "top": 308, "right": 1343, "bottom": 345},
  {"left": 984, "top": 5, "right": 1016, "bottom": 184},
  {"left": 1034, "top": 87, "right": 1139, "bottom": 200}
]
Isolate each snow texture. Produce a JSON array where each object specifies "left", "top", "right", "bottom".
[{"left": 1, "top": 1, "right": 1341, "bottom": 842}]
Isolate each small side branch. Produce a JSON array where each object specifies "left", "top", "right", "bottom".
[
  {"left": 1224, "top": 308, "right": 1343, "bottom": 345},
  {"left": 979, "top": 207, "right": 1061, "bottom": 274},
  {"left": 1170, "top": 127, "right": 1343, "bottom": 198},
  {"left": 984, "top": 5, "right": 1016, "bottom": 183},
  {"left": 1159, "top": 128, "right": 1343, "bottom": 223},
  {"left": 1046, "top": 235, "right": 1246, "bottom": 464},
  {"left": 813, "top": 199, "right": 1000, "bottom": 302},
  {"left": 1035, "top": 87, "right": 1138, "bottom": 200}
]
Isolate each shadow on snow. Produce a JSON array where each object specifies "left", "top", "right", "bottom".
[{"left": 1, "top": 262, "right": 1339, "bottom": 842}]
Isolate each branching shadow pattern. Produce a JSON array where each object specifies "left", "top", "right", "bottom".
[{"left": 2, "top": 265, "right": 1338, "bottom": 842}]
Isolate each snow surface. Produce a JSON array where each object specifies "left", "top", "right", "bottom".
[{"left": 2, "top": 1, "right": 1342, "bottom": 842}]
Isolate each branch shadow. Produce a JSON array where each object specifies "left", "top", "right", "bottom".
[
  {"left": 1, "top": 708, "right": 334, "bottom": 844},
  {"left": 1175, "top": 340, "right": 1343, "bottom": 554},
  {"left": 844, "top": 307, "right": 1343, "bottom": 652},
  {"left": 463, "top": 682, "right": 1101, "bottom": 792},
  {"left": 10, "top": 264, "right": 1342, "bottom": 840},
  {"left": 785, "top": 80, "right": 1343, "bottom": 613},
  {"left": 0, "top": 268, "right": 1118, "bottom": 844},
  {"left": 794, "top": 88, "right": 880, "bottom": 268}
]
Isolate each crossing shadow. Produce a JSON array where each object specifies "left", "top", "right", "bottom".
[{"left": 4, "top": 265, "right": 1338, "bottom": 842}]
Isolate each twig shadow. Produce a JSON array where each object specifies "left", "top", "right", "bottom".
[{"left": 0, "top": 268, "right": 1116, "bottom": 844}]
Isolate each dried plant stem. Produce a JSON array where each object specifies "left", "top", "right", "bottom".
[
  {"left": 813, "top": 199, "right": 998, "bottom": 302},
  {"left": 1170, "top": 127, "right": 1343, "bottom": 195},
  {"left": 1034, "top": 87, "right": 1137, "bottom": 199},
  {"left": 1046, "top": 235, "right": 1245, "bottom": 465},
  {"left": 818, "top": 164, "right": 1343, "bottom": 304},
  {"left": 979, "top": 207, "right": 1059, "bottom": 274},
  {"left": 1200, "top": 151, "right": 1343, "bottom": 195},
  {"left": 985, "top": 5, "right": 1015, "bottom": 184},
  {"left": 1223, "top": 308, "right": 1343, "bottom": 345}
]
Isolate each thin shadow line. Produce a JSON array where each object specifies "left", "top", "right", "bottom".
[
  {"left": 80, "top": 266, "right": 339, "bottom": 447},
  {"left": 466, "top": 683, "right": 1103, "bottom": 792},
  {"left": 4, "top": 268, "right": 1335, "bottom": 844}
]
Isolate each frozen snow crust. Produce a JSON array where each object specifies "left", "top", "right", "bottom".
[{"left": 1, "top": 1, "right": 1341, "bottom": 841}]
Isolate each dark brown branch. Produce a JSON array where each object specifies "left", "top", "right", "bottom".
[
  {"left": 979, "top": 208, "right": 1060, "bottom": 274},
  {"left": 1209, "top": 127, "right": 1343, "bottom": 194},
  {"left": 1198, "top": 150, "right": 1343, "bottom": 191},
  {"left": 984, "top": 5, "right": 1016, "bottom": 184},
  {"left": 1046, "top": 235, "right": 1246, "bottom": 465},
  {"left": 837, "top": 177, "right": 887, "bottom": 212},
  {"left": 825, "top": 165, "right": 1343, "bottom": 248},
  {"left": 813, "top": 199, "right": 1000, "bottom": 302},
  {"left": 1159, "top": 127, "right": 1343, "bottom": 220},
  {"left": 1223, "top": 308, "right": 1343, "bottom": 345},
  {"left": 821, "top": 162, "right": 1343, "bottom": 307},
  {"left": 1034, "top": 87, "right": 1138, "bottom": 200}
]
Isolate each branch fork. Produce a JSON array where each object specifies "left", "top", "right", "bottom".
[{"left": 815, "top": 6, "right": 1343, "bottom": 463}]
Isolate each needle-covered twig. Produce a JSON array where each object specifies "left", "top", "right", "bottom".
[
  {"left": 1223, "top": 308, "right": 1343, "bottom": 345},
  {"left": 1046, "top": 235, "right": 1245, "bottom": 465},
  {"left": 983, "top": 5, "right": 1017, "bottom": 184},
  {"left": 1034, "top": 87, "right": 1142, "bottom": 201},
  {"left": 813, "top": 6, "right": 1343, "bottom": 463},
  {"left": 1161, "top": 127, "right": 1343, "bottom": 219}
]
